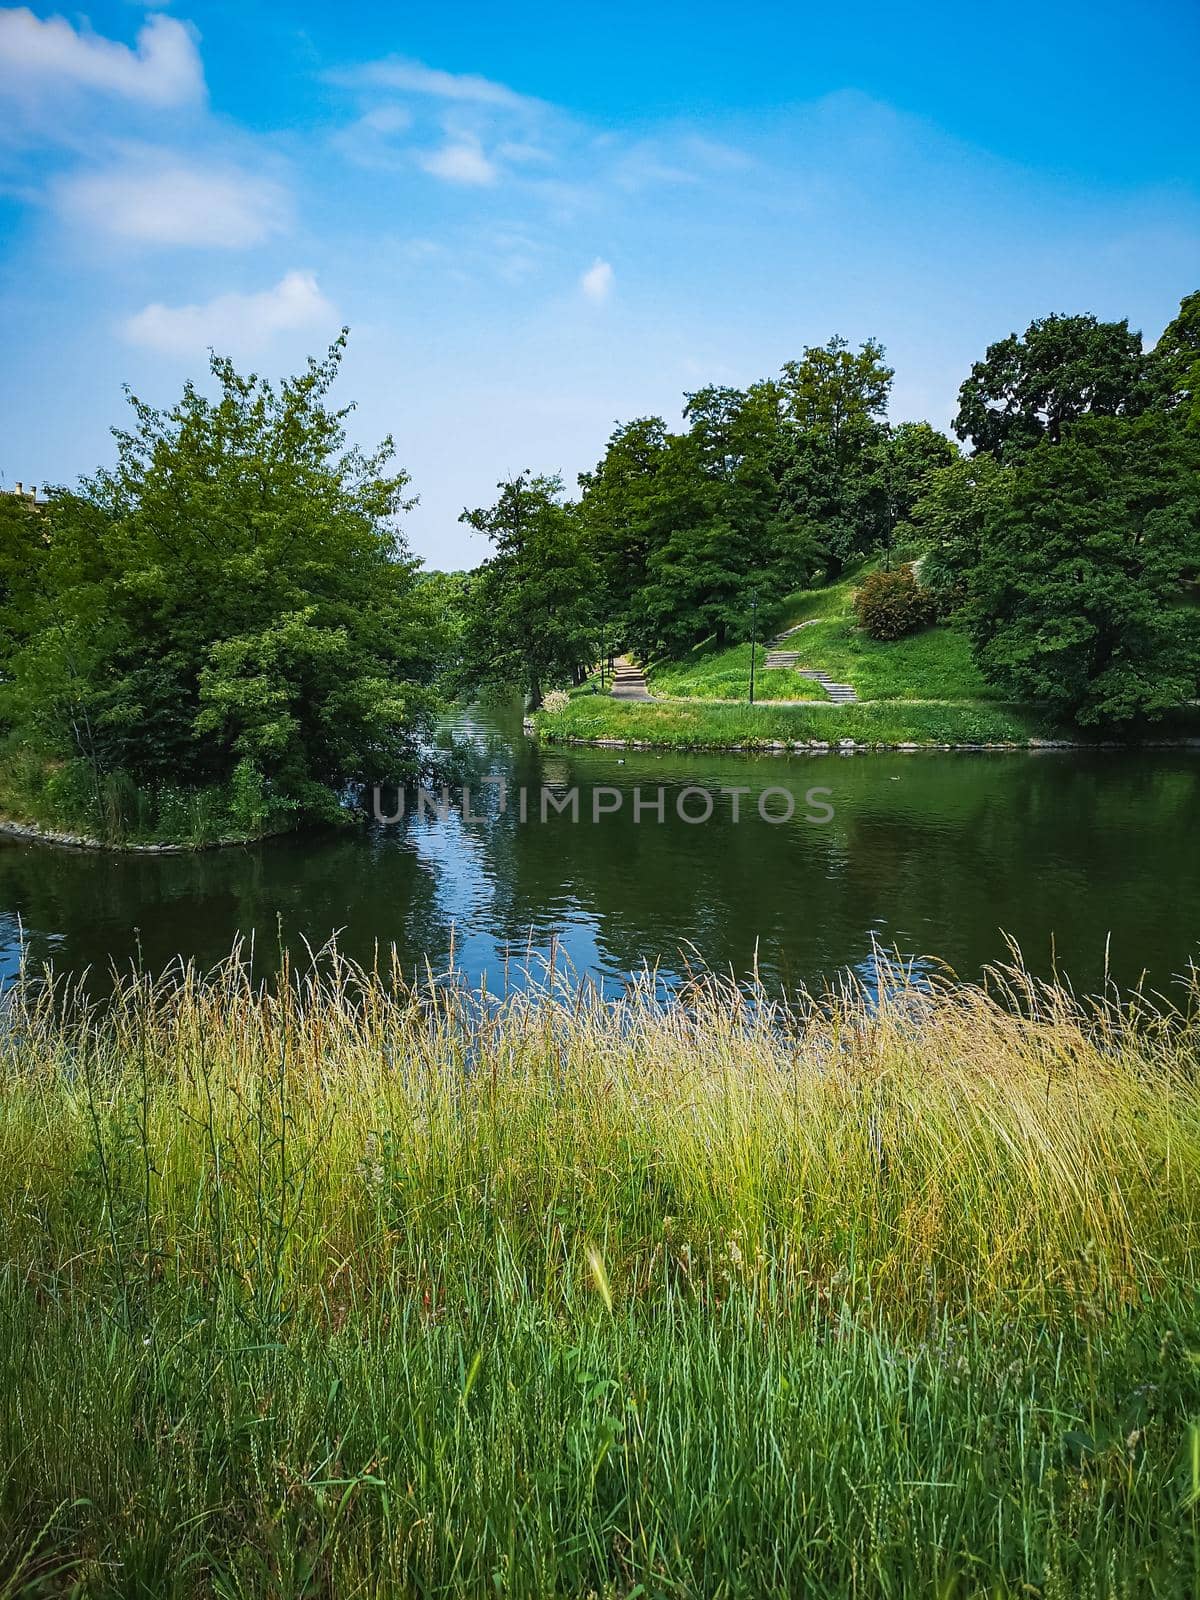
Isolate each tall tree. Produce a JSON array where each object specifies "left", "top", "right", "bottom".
[
  {"left": 774, "top": 336, "right": 896, "bottom": 577},
  {"left": 0, "top": 337, "right": 441, "bottom": 828},
  {"left": 965, "top": 413, "right": 1199, "bottom": 724},
  {"left": 779, "top": 336, "right": 893, "bottom": 454},
  {"left": 1149, "top": 289, "right": 1200, "bottom": 424},
  {"left": 460, "top": 474, "right": 597, "bottom": 708},
  {"left": 633, "top": 383, "right": 814, "bottom": 654},
  {"left": 576, "top": 416, "right": 671, "bottom": 632},
  {"left": 954, "top": 312, "right": 1148, "bottom": 459}
]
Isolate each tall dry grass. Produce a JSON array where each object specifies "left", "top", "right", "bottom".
[{"left": 0, "top": 947, "right": 1198, "bottom": 1596}]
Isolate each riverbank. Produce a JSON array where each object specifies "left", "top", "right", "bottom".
[
  {"left": 0, "top": 813, "right": 263, "bottom": 853},
  {"left": 0, "top": 754, "right": 323, "bottom": 851},
  {"left": 536, "top": 693, "right": 1200, "bottom": 750},
  {"left": 1, "top": 954, "right": 1197, "bottom": 1596}
]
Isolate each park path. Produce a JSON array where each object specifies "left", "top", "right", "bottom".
[
  {"left": 609, "top": 655, "right": 652, "bottom": 701},
  {"left": 605, "top": 621, "right": 859, "bottom": 706},
  {"left": 763, "top": 619, "right": 858, "bottom": 703}
]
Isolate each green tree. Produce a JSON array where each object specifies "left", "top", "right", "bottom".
[
  {"left": 774, "top": 336, "right": 896, "bottom": 577},
  {"left": 908, "top": 453, "right": 1010, "bottom": 603},
  {"left": 883, "top": 422, "right": 959, "bottom": 533},
  {"left": 576, "top": 417, "right": 672, "bottom": 634},
  {"left": 1149, "top": 289, "right": 1200, "bottom": 424},
  {"left": 779, "top": 335, "right": 894, "bottom": 451},
  {"left": 460, "top": 474, "right": 597, "bottom": 708},
  {"left": 0, "top": 489, "right": 49, "bottom": 666},
  {"left": 965, "top": 414, "right": 1200, "bottom": 724},
  {"left": 954, "top": 312, "right": 1148, "bottom": 460},
  {"left": 0, "top": 337, "right": 441, "bottom": 831},
  {"left": 633, "top": 383, "right": 812, "bottom": 654}
]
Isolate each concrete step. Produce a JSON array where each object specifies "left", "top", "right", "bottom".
[
  {"left": 795, "top": 668, "right": 857, "bottom": 703},
  {"left": 762, "top": 618, "right": 857, "bottom": 701}
]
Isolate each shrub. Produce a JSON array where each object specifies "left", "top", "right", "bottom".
[
  {"left": 853, "top": 564, "right": 938, "bottom": 640},
  {"left": 541, "top": 688, "right": 571, "bottom": 715},
  {"left": 227, "top": 756, "right": 281, "bottom": 838}
]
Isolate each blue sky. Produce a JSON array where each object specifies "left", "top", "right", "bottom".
[{"left": 1, "top": 1, "right": 1197, "bottom": 569}]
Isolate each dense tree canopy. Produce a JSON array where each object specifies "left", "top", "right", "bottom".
[
  {"left": 965, "top": 413, "right": 1199, "bottom": 723},
  {"left": 773, "top": 338, "right": 897, "bottom": 579},
  {"left": 0, "top": 337, "right": 442, "bottom": 836},
  {"left": 908, "top": 453, "right": 1009, "bottom": 603},
  {"left": 927, "top": 292, "right": 1200, "bottom": 723},
  {"left": 954, "top": 313, "right": 1149, "bottom": 459},
  {"left": 1152, "top": 290, "right": 1200, "bottom": 422},
  {"left": 459, "top": 474, "right": 597, "bottom": 709},
  {"left": 565, "top": 336, "right": 935, "bottom": 663},
  {"left": 779, "top": 336, "right": 893, "bottom": 448}
]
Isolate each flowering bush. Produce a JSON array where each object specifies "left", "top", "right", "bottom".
[{"left": 541, "top": 689, "right": 571, "bottom": 715}]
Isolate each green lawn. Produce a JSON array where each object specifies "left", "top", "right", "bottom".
[
  {"left": 546, "top": 564, "right": 1200, "bottom": 747},
  {"left": 539, "top": 693, "right": 1058, "bottom": 748},
  {"left": 551, "top": 565, "right": 1046, "bottom": 745},
  {"left": 649, "top": 639, "right": 833, "bottom": 702},
  {"left": 648, "top": 566, "right": 1004, "bottom": 705}
]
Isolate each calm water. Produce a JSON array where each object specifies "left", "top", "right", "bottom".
[{"left": 1, "top": 701, "right": 1197, "bottom": 999}]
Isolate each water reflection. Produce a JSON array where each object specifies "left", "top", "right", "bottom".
[{"left": 0, "top": 699, "right": 1196, "bottom": 998}]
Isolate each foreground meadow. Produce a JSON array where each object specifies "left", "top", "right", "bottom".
[{"left": 0, "top": 952, "right": 1198, "bottom": 1598}]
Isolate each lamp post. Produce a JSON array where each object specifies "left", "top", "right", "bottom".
[{"left": 748, "top": 589, "right": 758, "bottom": 706}]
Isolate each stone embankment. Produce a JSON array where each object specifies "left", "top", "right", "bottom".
[{"left": 0, "top": 816, "right": 250, "bottom": 853}]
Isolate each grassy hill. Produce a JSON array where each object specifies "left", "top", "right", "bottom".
[
  {"left": 538, "top": 564, "right": 1200, "bottom": 750},
  {"left": 648, "top": 565, "right": 1004, "bottom": 705}
]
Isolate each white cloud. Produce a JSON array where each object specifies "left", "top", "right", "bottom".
[
  {"left": 123, "top": 270, "right": 337, "bottom": 355},
  {"left": 56, "top": 156, "right": 290, "bottom": 247},
  {"left": 418, "top": 137, "right": 497, "bottom": 186},
  {"left": 340, "top": 56, "right": 537, "bottom": 113},
  {"left": 580, "top": 258, "right": 614, "bottom": 303},
  {"left": 359, "top": 104, "right": 412, "bottom": 135},
  {"left": 0, "top": 9, "right": 204, "bottom": 107},
  {"left": 497, "top": 140, "right": 552, "bottom": 165}
]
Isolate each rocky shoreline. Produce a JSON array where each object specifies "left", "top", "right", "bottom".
[
  {"left": 534, "top": 727, "right": 1200, "bottom": 755},
  {"left": 0, "top": 815, "right": 255, "bottom": 853}
]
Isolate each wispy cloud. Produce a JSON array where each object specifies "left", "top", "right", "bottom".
[
  {"left": 330, "top": 51, "right": 557, "bottom": 192},
  {"left": 55, "top": 152, "right": 290, "bottom": 248},
  {"left": 123, "top": 270, "right": 337, "bottom": 355},
  {"left": 418, "top": 136, "right": 498, "bottom": 186},
  {"left": 0, "top": 9, "right": 204, "bottom": 109},
  {"left": 336, "top": 55, "right": 541, "bottom": 113},
  {"left": 580, "top": 258, "right": 614, "bottom": 302}
]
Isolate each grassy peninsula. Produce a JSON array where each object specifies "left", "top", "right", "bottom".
[
  {"left": 537, "top": 692, "right": 1056, "bottom": 750},
  {"left": 535, "top": 564, "right": 1200, "bottom": 750}
]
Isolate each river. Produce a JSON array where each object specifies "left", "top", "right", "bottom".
[{"left": 1, "top": 701, "right": 1196, "bottom": 999}]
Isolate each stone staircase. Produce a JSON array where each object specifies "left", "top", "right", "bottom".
[
  {"left": 793, "top": 669, "right": 857, "bottom": 704},
  {"left": 762, "top": 619, "right": 857, "bottom": 703},
  {"left": 609, "top": 656, "right": 652, "bottom": 701}
]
